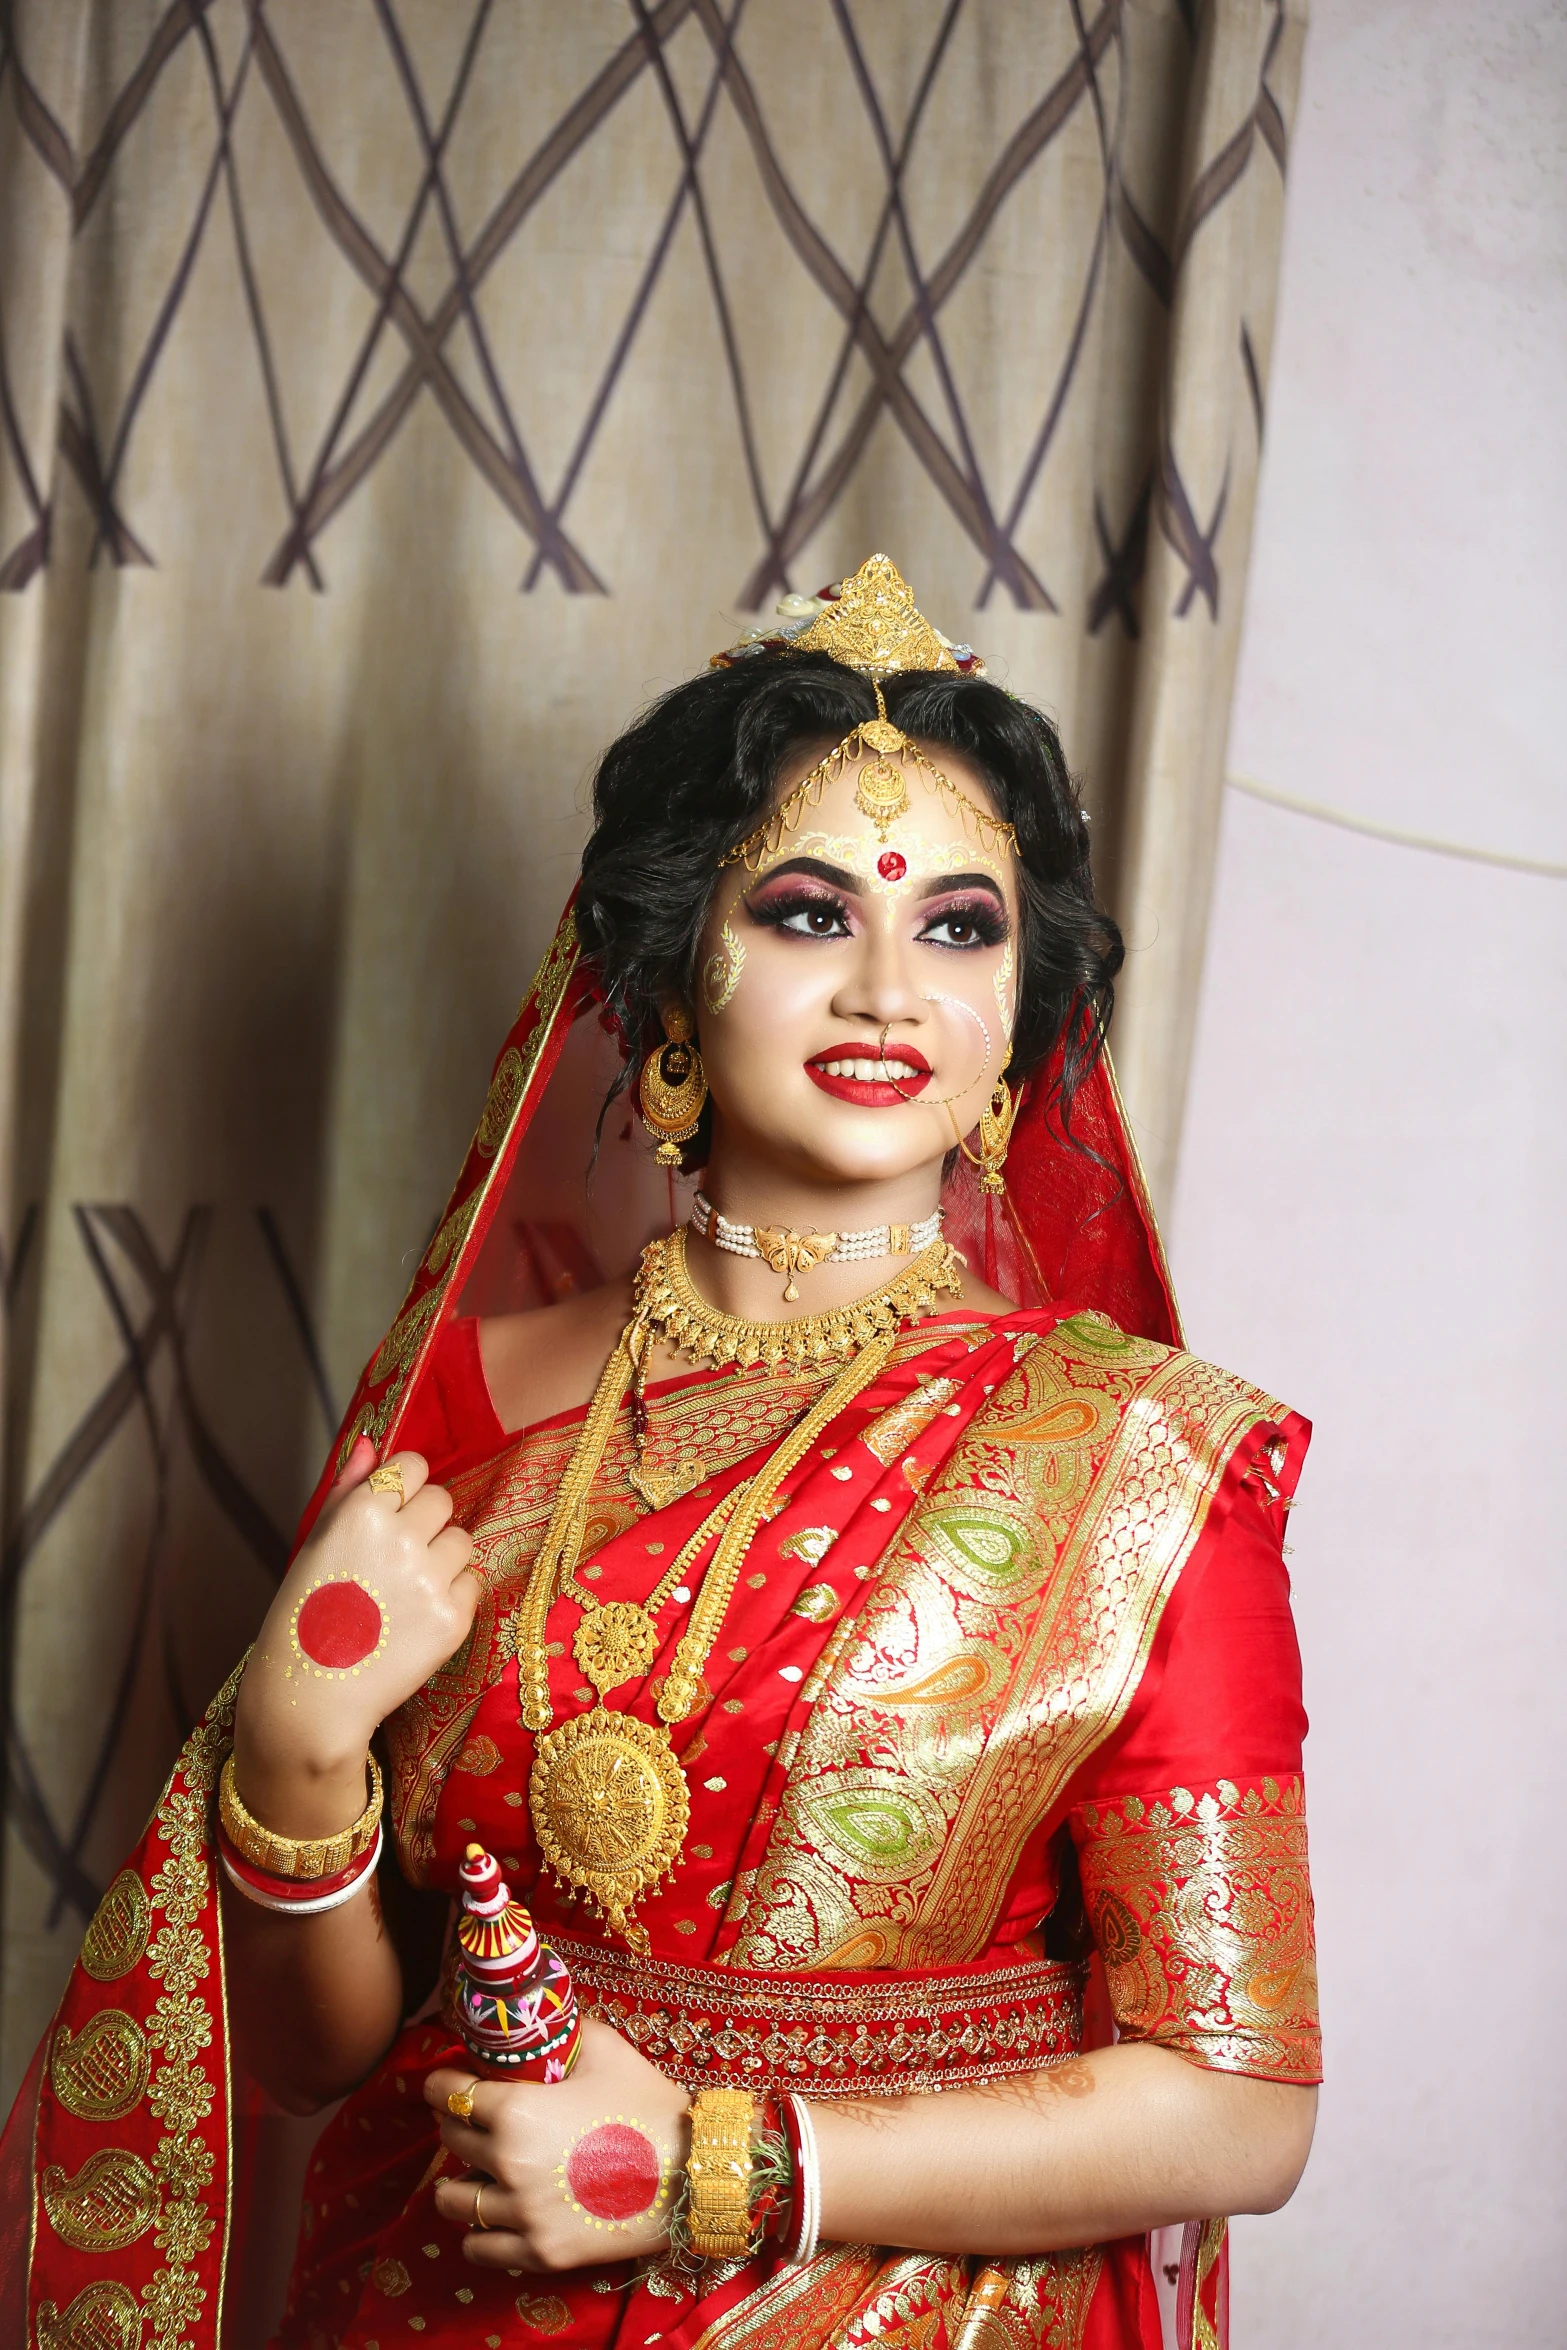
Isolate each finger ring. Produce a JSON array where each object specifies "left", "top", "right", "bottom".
[
  {"left": 472, "top": 2181, "right": 491, "bottom": 2232},
  {"left": 446, "top": 2085, "right": 475, "bottom": 2122},
  {"left": 368, "top": 1461, "right": 406, "bottom": 1504}
]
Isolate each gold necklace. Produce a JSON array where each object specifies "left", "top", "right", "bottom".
[
  {"left": 636, "top": 1225, "right": 964, "bottom": 1373},
  {"left": 511, "top": 1238, "right": 958, "bottom": 1951},
  {"left": 566, "top": 1484, "right": 741, "bottom": 1697}
]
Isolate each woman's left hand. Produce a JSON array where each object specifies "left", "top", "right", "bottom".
[{"left": 427, "top": 2020, "right": 692, "bottom": 2272}]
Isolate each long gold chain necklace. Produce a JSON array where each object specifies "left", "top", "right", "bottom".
[{"left": 511, "top": 1229, "right": 963, "bottom": 1952}]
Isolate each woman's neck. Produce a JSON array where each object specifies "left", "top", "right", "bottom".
[{"left": 686, "top": 1139, "right": 944, "bottom": 1325}]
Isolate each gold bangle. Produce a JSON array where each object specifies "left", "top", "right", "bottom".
[
  {"left": 218, "top": 1751, "right": 383, "bottom": 1881},
  {"left": 686, "top": 2087, "right": 754, "bottom": 2260}
]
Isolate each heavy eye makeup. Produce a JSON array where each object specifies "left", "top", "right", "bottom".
[
  {"left": 916, "top": 887, "right": 1010, "bottom": 951},
  {"left": 744, "top": 873, "right": 855, "bottom": 939},
  {"left": 744, "top": 860, "right": 1010, "bottom": 951}
]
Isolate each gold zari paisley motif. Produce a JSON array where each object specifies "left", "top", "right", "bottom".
[
  {"left": 860, "top": 1378, "right": 960, "bottom": 1466},
  {"left": 34, "top": 2281, "right": 145, "bottom": 2350},
  {"left": 475, "top": 1048, "right": 527, "bottom": 1156},
  {"left": 42, "top": 2147, "right": 161, "bottom": 2252},
  {"left": 369, "top": 1288, "right": 443, "bottom": 1386},
  {"left": 423, "top": 1184, "right": 482, "bottom": 1276},
  {"left": 81, "top": 1871, "right": 152, "bottom": 1984},
  {"left": 28, "top": 1673, "right": 235, "bottom": 2350},
  {"left": 1075, "top": 1776, "right": 1321, "bottom": 2081},
  {"left": 51, "top": 2011, "right": 150, "bottom": 2121},
  {"left": 736, "top": 1318, "right": 1286, "bottom": 1973}
]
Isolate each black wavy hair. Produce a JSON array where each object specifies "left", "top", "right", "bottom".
[{"left": 576, "top": 651, "right": 1123, "bottom": 1154}]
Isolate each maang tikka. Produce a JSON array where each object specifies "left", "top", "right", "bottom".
[
  {"left": 710, "top": 553, "right": 1017, "bottom": 874},
  {"left": 638, "top": 1004, "right": 708, "bottom": 1166}
]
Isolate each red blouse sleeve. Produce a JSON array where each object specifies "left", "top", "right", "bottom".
[{"left": 1067, "top": 1412, "right": 1322, "bottom": 2085}]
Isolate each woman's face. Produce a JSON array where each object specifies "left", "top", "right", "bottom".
[{"left": 692, "top": 738, "right": 1020, "bottom": 1195}]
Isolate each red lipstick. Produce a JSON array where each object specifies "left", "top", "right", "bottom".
[{"left": 805, "top": 1041, "right": 932, "bottom": 1107}]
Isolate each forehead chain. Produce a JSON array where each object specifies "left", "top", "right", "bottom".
[{"left": 720, "top": 682, "right": 1018, "bottom": 875}]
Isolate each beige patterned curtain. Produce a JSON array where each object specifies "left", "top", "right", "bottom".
[{"left": 0, "top": 0, "right": 1304, "bottom": 2092}]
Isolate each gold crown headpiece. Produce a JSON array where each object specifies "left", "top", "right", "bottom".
[{"left": 710, "top": 553, "right": 1014, "bottom": 872}]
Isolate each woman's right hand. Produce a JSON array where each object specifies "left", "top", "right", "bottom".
[{"left": 233, "top": 1441, "right": 480, "bottom": 1819}]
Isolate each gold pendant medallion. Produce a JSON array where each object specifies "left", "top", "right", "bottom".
[
  {"left": 573, "top": 1602, "right": 659, "bottom": 1694},
  {"left": 529, "top": 1708, "right": 690, "bottom": 1955}
]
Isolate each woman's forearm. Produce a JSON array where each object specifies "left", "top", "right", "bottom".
[
  {"left": 222, "top": 1727, "right": 405, "bottom": 2112},
  {"left": 812, "top": 2044, "right": 1317, "bottom": 2256},
  {"left": 222, "top": 1869, "right": 405, "bottom": 2112}
]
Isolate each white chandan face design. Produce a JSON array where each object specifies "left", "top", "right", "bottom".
[{"left": 693, "top": 742, "right": 1020, "bottom": 1193}]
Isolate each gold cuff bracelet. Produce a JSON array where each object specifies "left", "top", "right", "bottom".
[
  {"left": 686, "top": 2087, "right": 755, "bottom": 2260},
  {"left": 218, "top": 1750, "right": 383, "bottom": 1881}
]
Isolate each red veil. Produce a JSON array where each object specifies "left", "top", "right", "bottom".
[{"left": 2, "top": 895, "right": 1191, "bottom": 2349}]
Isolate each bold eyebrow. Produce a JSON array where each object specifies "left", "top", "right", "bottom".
[
  {"left": 748, "top": 855, "right": 860, "bottom": 891},
  {"left": 917, "top": 870, "right": 1007, "bottom": 901}
]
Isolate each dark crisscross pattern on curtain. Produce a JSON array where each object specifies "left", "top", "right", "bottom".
[
  {"left": 0, "top": 0, "right": 1291, "bottom": 619},
  {"left": 0, "top": 0, "right": 1304, "bottom": 2094}
]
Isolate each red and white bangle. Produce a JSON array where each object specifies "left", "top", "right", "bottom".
[
  {"left": 781, "top": 2093, "right": 821, "bottom": 2266},
  {"left": 218, "top": 1821, "right": 382, "bottom": 1914}
]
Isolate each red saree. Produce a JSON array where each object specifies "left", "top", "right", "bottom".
[{"left": 4, "top": 905, "right": 1319, "bottom": 2350}]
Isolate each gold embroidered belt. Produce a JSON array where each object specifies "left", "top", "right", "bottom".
[{"left": 552, "top": 1934, "right": 1085, "bottom": 2097}]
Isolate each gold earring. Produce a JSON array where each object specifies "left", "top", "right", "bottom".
[
  {"left": 638, "top": 1004, "right": 708, "bottom": 1166},
  {"left": 973, "top": 1078, "right": 1017, "bottom": 1194}
]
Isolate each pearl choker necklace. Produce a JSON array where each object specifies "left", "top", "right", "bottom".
[{"left": 690, "top": 1191, "right": 944, "bottom": 1302}]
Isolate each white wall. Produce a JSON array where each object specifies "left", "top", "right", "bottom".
[{"left": 1167, "top": 6, "right": 1567, "bottom": 2345}]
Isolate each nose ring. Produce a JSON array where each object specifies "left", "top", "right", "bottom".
[{"left": 878, "top": 995, "right": 994, "bottom": 1106}]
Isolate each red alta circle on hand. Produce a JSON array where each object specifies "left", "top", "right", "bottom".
[
  {"left": 877, "top": 850, "right": 907, "bottom": 882},
  {"left": 565, "top": 2123, "right": 662, "bottom": 2222},
  {"left": 296, "top": 1581, "right": 382, "bottom": 1669}
]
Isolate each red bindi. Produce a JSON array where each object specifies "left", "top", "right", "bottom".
[
  {"left": 296, "top": 1581, "right": 382, "bottom": 1669},
  {"left": 877, "top": 850, "right": 907, "bottom": 882},
  {"left": 565, "top": 2123, "right": 662, "bottom": 2222}
]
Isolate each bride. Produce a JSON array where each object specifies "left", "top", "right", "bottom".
[{"left": 10, "top": 557, "right": 1318, "bottom": 2350}]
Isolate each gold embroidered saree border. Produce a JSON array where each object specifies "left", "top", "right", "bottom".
[
  {"left": 546, "top": 1933, "right": 1084, "bottom": 2095},
  {"left": 24, "top": 1665, "right": 243, "bottom": 2350},
  {"left": 689, "top": 2243, "right": 1105, "bottom": 2349},
  {"left": 1075, "top": 1776, "right": 1321, "bottom": 2083},
  {"left": 689, "top": 2244, "right": 886, "bottom": 2350}
]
